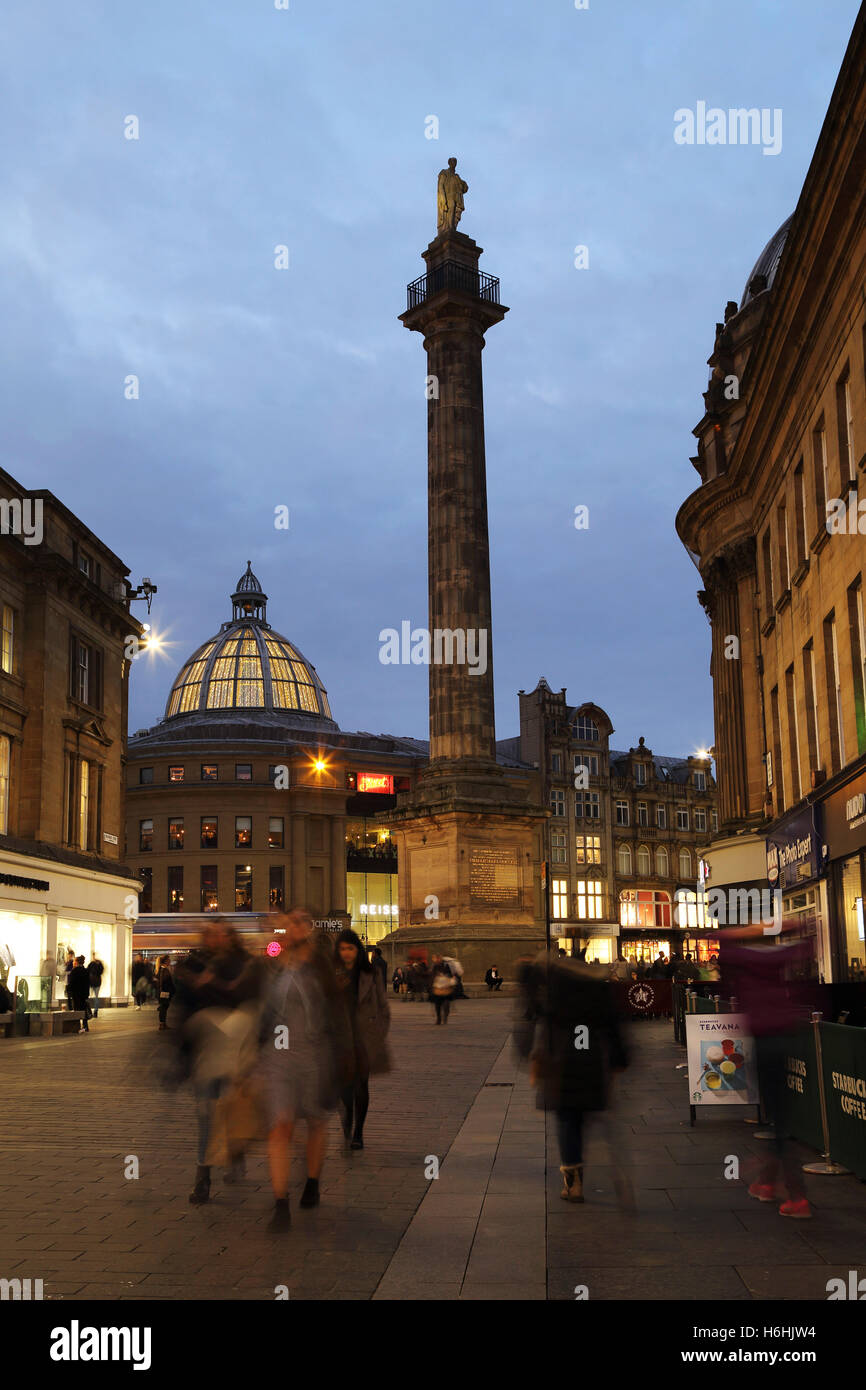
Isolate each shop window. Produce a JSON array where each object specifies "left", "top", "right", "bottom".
[
  {"left": 200, "top": 866, "right": 218, "bottom": 913},
  {"left": 268, "top": 817, "right": 284, "bottom": 849},
  {"left": 167, "top": 867, "right": 184, "bottom": 912},
  {"left": 168, "top": 817, "right": 184, "bottom": 850},
  {"left": 139, "top": 818, "right": 153, "bottom": 853}
]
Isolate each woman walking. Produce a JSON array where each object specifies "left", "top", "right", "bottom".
[
  {"left": 156, "top": 954, "right": 175, "bottom": 1030},
  {"left": 260, "top": 909, "right": 351, "bottom": 1233},
  {"left": 335, "top": 929, "right": 391, "bottom": 1152}
]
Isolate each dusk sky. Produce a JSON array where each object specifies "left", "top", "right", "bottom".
[{"left": 2, "top": 0, "right": 859, "bottom": 758}]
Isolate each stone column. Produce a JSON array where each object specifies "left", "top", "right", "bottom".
[
  {"left": 330, "top": 815, "right": 346, "bottom": 914},
  {"left": 400, "top": 231, "right": 507, "bottom": 767},
  {"left": 291, "top": 815, "right": 306, "bottom": 908},
  {"left": 703, "top": 538, "right": 758, "bottom": 826}
]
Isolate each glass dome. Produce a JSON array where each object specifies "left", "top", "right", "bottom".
[{"left": 165, "top": 564, "right": 332, "bottom": 722}]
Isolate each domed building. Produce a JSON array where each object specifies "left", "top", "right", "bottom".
[
  {"left": 125, "top": 564, "right": 426, "bottom": 952},
  {"left": 676, "top": 4, "right": 866, "bottom": 983}
]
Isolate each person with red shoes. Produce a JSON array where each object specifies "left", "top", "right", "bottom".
[{"left": 720, "top": 922, "right": 813, "bottom": 1219}]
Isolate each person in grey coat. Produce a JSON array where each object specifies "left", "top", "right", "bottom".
[{"left": 335, "top": 929, "right": 392, "bottom": 1152}]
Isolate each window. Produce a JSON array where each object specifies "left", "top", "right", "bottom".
[
  {"left": 201, "top": 866, "right": 218, "bottom": 912},
  {"left": 168, "top": 766, "right": 185, "bottom": 782},
  {"left": 78, "top": 760, "right": 90, "bottom": 849},
  {"left": 551, "top": 879, "right": 568, "bottom": 919},
  {"left": 636, "top": 844, "right": 651, "bottom": 876},
  {"left": 617, "top": 843, "right": 632, "bottom": 876},
  {"left": 676, "top": 806, "right": 689, "bottom": 831},
  {"left": 576, "top": 881, "right": 603, "bottom": 920},
  {"left": 803, "top": 640, "right": 821, "bottom": 773},
  {"left": 550, "top": 789, "right": 566, "bottom": 817},
  {"left": 678, "top": 847, "right": 692, "bottom": 880},
  {"left": 139, "top": 818, "right": 153, "bottom": 852},
  {"left": 823, "top": 614, "right": 845, "bottom": 770},
  {"left": 201, "top": 764, "right": 218, "bottom": 781},
  {"left": 235, "top": 865, "right": 253, "bottom": 912},
  {"left": 201, "top": 817, "right": 218, "bottom": 849},
  {"left": 235, "top": 763, "right": 253, "bottom": 782},
  {"left": 761, "top": 527, "right": 774, "bottom": 617},
  {"left": 634, "top": 761, "right": 646, "bottom": 785},
  {"left": 551, "top": 753, "right": 562, "bottom": 774},
  {"left": 571, "top": 716, "right": 599, "bottom": 741},
  {"left": 268, "top": 816, "right": 284, "bottom": 849},
  {"left": 77, "top": 549, "right": 92, "bottom": 579},
  {"left": 619, "top": 889, "right": 671, "bottom": 929},
  {"left": 656, "top": 804, "right": 666, "bottom": 829},
  {"left": 675, "top": 888, "right": 707, "bottom": 931},
  {"left": 777, "top": 499, "right": 789, "bottom": 593},
  {"left": 694, "top": 770, "right": 706, "bottom": 791},
  {"left": 0, "top": 735, "right": 9, "bottom": 834},
  {"left": 575, "top": 834, "right": 601, "bottom": 865},
  {"left": 575, "top": 791, "right": 600, "bottom": 819},
  {"left": 785, "top": 665, "right": 802, "bottom": 802},
  {"left": 138, "top": 867, "right": 152, "bottom": 914},
  {"left": 615, "top": 800, "right": 629, "bottom": 826},
  {"left": 551, "top": 831, "right": 567, "bottom": 865},
  {"left": 1, "top": 605, "right": 13, "bottom": 674},
  {"left": 655, "top": 845, "right": 669, "bottom": 877},
  {"left": 694, "top": 808, "right": 707, "bottom": 833},
  {"left": 235, "top": 816, "right": 252, "bottom": 849},
  {"left": 848, "top": 579, "right": 866, "bottom": 756},
  {"left": 770, "top": 684, "right": 783, "bottom": 805},
  {"left": 167, "top": 867, "right": 184, "bottom": 912},
  {"left": 813, "top": 421, "right": 829, "bottom": 522},
  {"left": 168, "top": 817, "right": 184, "bottom": 850},
  {"left": 269, "top": 865, "right": 284, "bottom": 910},
  {"left": 139, "top": 767, "right": 153, "bottom": 785},
  {"left": 793, "top": 460, "right": 807, "bottom": 567},
  {"left": 574, "top": 753, "right": 599, "bottom": 778},
  {"left": 711, "top": 810, "right": 718, "bottom": 834},
  {"left": 636, "top": 802, "right": 648, "bottom": 826},
  {"left": 70, "top": 634, "right": 101, "bottom": 708},
  {"left": 836, "top": 367, "right": 855, "bottom": 484}
]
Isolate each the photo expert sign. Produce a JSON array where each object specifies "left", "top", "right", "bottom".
[{"left": 686, "top": 1013, "right": 759, "bottom": 1105}]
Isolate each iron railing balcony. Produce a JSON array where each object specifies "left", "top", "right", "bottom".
[{"left": 406, "top": 260, "right": 500, "bottom": 311}]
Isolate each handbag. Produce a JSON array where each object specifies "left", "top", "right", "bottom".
[
  {"left": 204, "top": 1076, "right": 267, "bottom": 1165},
  {"left": 159, "top": 991, "right": 170, "bottom": 1000}
]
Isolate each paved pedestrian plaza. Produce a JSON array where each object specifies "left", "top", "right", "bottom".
[{"left": 3, "top": 1000, "right": 866, "bottom": 1301}]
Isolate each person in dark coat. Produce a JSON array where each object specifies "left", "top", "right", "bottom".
[
  {"left": 517, "top": 952, "right": 630, "bottom": 1206},
  {"left": 87, "top": 956, "right": 104, "bottom": 1017},
  {"left": 156, "top": 954, "right": 175, "bottom": 1030},
  {"left": 63, "top": 948, "right": 75, "bottom": 1010},
  {"left": 131, "top": 954, "right": 153, "bottom": 1009},
  {"left": 335, "top": 929, "right": 391, "bottom": 1151},
  {"left": 370, "top": 946, "right": 388, "bottom": 994},
  {"left": 430, "top": 955, "right": 455, "bottom": 1025},
  {"left": 485, "top": 965, "right": 503, "bottom": 992},
  {"left": 68, "top": 955, "right": 92, "bottom": 1033}
]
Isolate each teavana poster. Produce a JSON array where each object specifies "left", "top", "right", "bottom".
[{"left": 685, "top": 1014, "right": 759, "bottom": 1105}]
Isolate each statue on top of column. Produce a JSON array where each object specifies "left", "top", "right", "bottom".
[{"left": 437, "top": 157, "right": 468, "bottom": 234}]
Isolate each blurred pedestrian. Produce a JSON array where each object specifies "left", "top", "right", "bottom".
[
  {"left": 64, "top": 947, "right": 75, "bottom": 1010},
  {"left": 174, "top": 920, "right": 264, "bottom": 1205},
  {"left": 517, "top": 952, "right": 631, "bottom": 1207},
  {"left": 40, "top": 954, "right": 55, "bottom": 1010},
  {"left": 156, "top": 954, "right": 175, "bottom": 1030},
  {"left": 430, "top": 954, "right": 455, "bottom": 1025},
  {"left": 132, "top": 953, "right": 152, "bottom": 1009},
  {"left": 445, "top": 957, "right": 466, "bottom": 998},
  {"left": 335, "top": 929, "right": 392, "bottom": 1152},
  {"left": 259, "top": 909, "right": 351, "bottom": 1232},
  {"left": 370, "top": 945, "right": 388, "bottom": 994},
  {"left": 392, "top": 965, "right": 406, "bottom": 996},
  {"left": 87, "top": 955, "right": 104, "bottom": 1017},
  {"left": 69, "top": 955, "right": 92, "bottom": 1033}
]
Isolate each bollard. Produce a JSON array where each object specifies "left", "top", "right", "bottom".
[{"left": 803, "top": 1011, "right": 850, "bottom": 1175}]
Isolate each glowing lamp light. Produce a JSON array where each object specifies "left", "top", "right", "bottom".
[
  {"left": 266, "top": 941, "right": 282, "bottom": 957},
  {"left": 314, "top": 759, "right": 326, "bottom": 772}
]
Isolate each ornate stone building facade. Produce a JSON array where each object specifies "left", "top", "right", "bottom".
[
  {"left": 504, "top": 680, "right": 718, "bottom": 964},
  {"left": 676, "top": 10, "right": 866, "bottom": 980},
  {"left": 0, "top": 466, "right": 143, "bottom": 1004}
]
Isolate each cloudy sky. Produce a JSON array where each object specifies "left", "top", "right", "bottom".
[{"left": 1, "top": 0, "right": 859, "bottom": 756}]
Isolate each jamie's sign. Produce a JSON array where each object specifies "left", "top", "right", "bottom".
[{"left": 357, "top": 773, "right": 393, "bottom": 794}]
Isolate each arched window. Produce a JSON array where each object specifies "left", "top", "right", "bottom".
[
  {"left": 617, "top": 843, "right": 632, "bottom": 876},
  {"left": 655, "top": 845, "right": 669, "bottom": 877},
  {"left": 636, "top": 844, "right": 651, "bottom": 876},
  {"left": 679, "top": 847, "right": 692, "bottom": 880},
  {"left": 620, "top": 889, "right": 672, "bottom": 928}
]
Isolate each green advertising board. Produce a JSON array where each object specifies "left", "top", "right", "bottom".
[
  {"left": 777, "top": 1028, "right": 824, "bottom": 1153},
  {"left": 820, "top": 1023, "right": 866, "bottom": 1180}
]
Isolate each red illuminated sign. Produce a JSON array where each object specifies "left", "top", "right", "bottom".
[
  {"left": 266, "top": 941, "right": 282, "bottom": 957},
  {"left": 357, "top": 773, "right": 393, "bottom": 794}
]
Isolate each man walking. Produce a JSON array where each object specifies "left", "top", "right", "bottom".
[
  {"left": 87, "top": 955, "right": 104, "bottom": 1017},
  {"left": 430, "top": 954, "right": 455, "bottom": 1025},
  {"left": 68, "top": 955, "right": 92, "bottom": 1033}
]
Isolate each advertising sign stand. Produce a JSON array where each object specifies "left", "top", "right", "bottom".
[{"left": 802, "top": 1012, "right": 850, "bottom": 1176}]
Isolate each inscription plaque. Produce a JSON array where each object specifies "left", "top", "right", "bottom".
[{"left": 469, "top": 847, "right": 519, "bottom": 904}]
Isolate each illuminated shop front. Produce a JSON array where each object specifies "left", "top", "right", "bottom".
[{"left": 824, "top": 769, "right": 866, "bottom": 982}]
